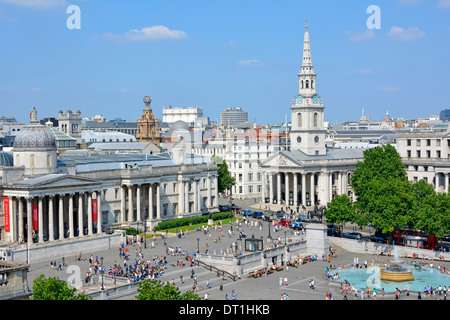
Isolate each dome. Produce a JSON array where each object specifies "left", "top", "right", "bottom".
[
  {"left": 13, "top": 108, "right": 56, "bottom": 150},
  {"left": 170, "top": 120, "right": 189, "bottom": 132},
  {"left": 0, "top": 151, "right": 13, "bottom": 167}
]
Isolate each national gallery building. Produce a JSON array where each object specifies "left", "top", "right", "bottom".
[{"left": 0, "top": 107, "right": 218, "bottom": 258}]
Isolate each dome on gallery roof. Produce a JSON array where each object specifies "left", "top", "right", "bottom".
[
  {"left": 0, "top": 151, "right": 13, "bottom": 167},
  {"left": 13, "top": 107, "right": 56, "bottom": 151}
]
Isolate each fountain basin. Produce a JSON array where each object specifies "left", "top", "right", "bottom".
[{"left": 380, "top": 267, "right": 414, "bottom": 282}]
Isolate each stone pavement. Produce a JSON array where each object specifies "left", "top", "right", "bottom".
[{"left": 25, "top": 197, "right": 450, "bottom": 301}]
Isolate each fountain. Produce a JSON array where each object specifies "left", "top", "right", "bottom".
[{"left": 380, "top": 248, "right": 414, "bottom": 282}]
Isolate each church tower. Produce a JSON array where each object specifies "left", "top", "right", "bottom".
[
  {"left": 136, "top": 96, "right": 161, "bottom": 145},
  {"left": 290, "top": 19, "right": 327, "bottom": 155}
]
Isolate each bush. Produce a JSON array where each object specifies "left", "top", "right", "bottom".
[{"left": 155, "top": 212, "right": 233, "bottom": 231}]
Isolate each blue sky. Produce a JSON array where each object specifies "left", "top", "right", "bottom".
[{"left": 0, "top": 0, "right": 449, "bottom": 125}]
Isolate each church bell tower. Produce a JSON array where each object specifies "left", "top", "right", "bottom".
[{"left": 290, "top": 19, "right": 327, "bottom": 155}]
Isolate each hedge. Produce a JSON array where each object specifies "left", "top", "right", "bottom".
[{"left": 155, "top": 212, "right": 233, "bottom": 231}]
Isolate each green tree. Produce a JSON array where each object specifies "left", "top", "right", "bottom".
[
  {"left": 30, "top": 274, "right": 91, "bottom": 300},
  {"left": 324, "top": 194, "right": 355, "bottom": 226},
  {"left": 211, "top": 155, "right": 236, "bottom": 194},
  {"left": 350, "top": 145, "right": 413, "bottom": 233},
  {"left": 135, "top": 279, "right": 201, "bottom": 300}
]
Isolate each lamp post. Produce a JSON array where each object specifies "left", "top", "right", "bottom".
[
  {"left": 100, "top": 256, "right": 104, "bottom": 290},
  {"left": 197, "top": 238, "right": 199, "bottom": 253},
  {"left": 284, "top": 230, "right": 287, "bottom": 245}
]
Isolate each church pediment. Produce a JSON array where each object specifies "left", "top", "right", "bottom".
[{"left": 260, "top": 151, "right": 303, "bottom": 169}]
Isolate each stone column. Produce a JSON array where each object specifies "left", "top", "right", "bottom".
[
  {"left": 301, "top": 173, "right": 306, "bottom": 206},
  {"left": 9, "top": 196, "right": 16, "bottom": 242},
  {"left": 59, "top": 195, "right": 64, "bottom": 240},
  {"left": 193, "top": 179, "right": 198, "bottom": 212},
  {"left": 48, "top": 196, "right": 54, "bottom": 241},
  {"left": 69, "top": 194, "right": 74, "bottom": 239},
  {"left": 261, "top": 173, "right": 266, "bottom": 203},
  {"left": 285, "top": 172, "right": 290, "bottom": 204},
  {"left": 136, "top": 185, "right": 141, "bottom": 222},
  {"left": 78, "top": 193, "right": 84, "bottom": 237},
  {"left": 149, "top": 183, "right": 154, "bottom": 218},
  {"left": 38, "top": 196, "right": 44, "bottom": 243},
  {"left": 329, "top": 172, "right": 333, "bottom": 201},
  {"left": 277, "top": 172, "right": 282, "bottom": 203},
  {"left": 18, "top": 197, "right": 24, "bottom": 242},
  {"left": 213, "top": 176, "right": 218, "bottom": 207},
  {"left": 88, "top": 192, "right": 93, "bottom": 235},
  {"left": 120, "top": 185, "right": 126, "bottom": 222},
  {"left": 128, "top": 185, "right": 134, "bottom": 222},
  {"left": 269, "top": 173, "right": 274, "bottom": 204},
  {"left": 178, "top": 180, "right": 184, "bottom": 215},
  {"left": 293, "top": 173, "right": 298, "bottom": 207},
  {"left": 26, "top": 198, "right": 33, "bottom": 244},
  {"left": 185, "top": 180, "right": 190, "bottom": 213},
  {"left": 445, "top": 173, "right": 449, "bottom": 194},
  {"left": 156, "top": 183, "right": 161, "bottom": 219},
  {"left": 207, "top": 176, "right": 211, "bottom": 208},
  {"left": 97, "top": 191, "right": 102, "bottom": 233},
  {"left": 310, "top": 173, "right": 315, "bottom": 206}
]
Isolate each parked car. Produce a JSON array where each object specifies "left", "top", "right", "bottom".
[
  {"left": 327, "top": 225, "right": 341, "bottom": 237},
  {"left": 276, "top": 210, "right": 285, "bottom": 218},
  {"left": 343, "top": 232, "right": 362, "bottom": 240},
  {"left": 279, "top": 219, "right": 291, "bottom": 227},
  {"left": 264, "top": 212, "right": 277, "bottom": 222},
  {"left": 218, "top": 205, "right": 231, "bottom": 212},
  {"left": 252, "top": 211, "right": 264, "bottom": 219},
  {"left": 242, "top": 209, "right": 252, "bottom": 216},
  {"left": 291, "top": 221, "right": 304, "bottom": 230},
  {"left": 368, "top": 235, "right": 386, "bottom": 243}
]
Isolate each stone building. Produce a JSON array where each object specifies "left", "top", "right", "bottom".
[{"left": 136, "top": 96, "right": 161, "bottom": 145}]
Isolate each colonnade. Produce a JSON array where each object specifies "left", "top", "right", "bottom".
[
  {"left": 435, "top": 172, "right": 450, "bottom": 193},
  {"left": 5, "top": 191, "right": 102, "bottom": 244},
  {"left": 262, "top": 170, "right": 352, "bottom": 207}
]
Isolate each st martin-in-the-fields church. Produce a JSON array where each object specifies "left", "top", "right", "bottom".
[{"left": 260, "top": 20, "right": 364, "bottom": 210}]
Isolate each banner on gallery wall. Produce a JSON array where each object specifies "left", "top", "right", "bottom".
[
  {"left": 3, "top": 197, "right": 10, "bottom": 232},
  {"left": 92, "top": 199, "right": 97, "bottom": 223},
  {"left": 32, "top": 204, "right": 38, "bottom": 230}
]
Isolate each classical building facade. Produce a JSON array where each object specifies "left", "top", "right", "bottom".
[
  {"left": 0, "top": 107, "right": 218, "bottom": 252},
  {"left": 396, "top": 129, "right": 450, "bottom": 192},
  {"left": 260, "top": 21, "right": 364, "bottom": 209},
  {"left": 136, "top": 96, "right": 161, "bottom": 145}
]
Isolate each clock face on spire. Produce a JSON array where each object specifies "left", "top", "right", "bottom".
[
  {"left": 297, "top": 96, "right": 303, "bottom": 104},
  {"left": 313, "top": 95, "right": 318, "bottom": 104}
]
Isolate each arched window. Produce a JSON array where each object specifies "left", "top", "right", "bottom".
[
  {"left": 297, "top": 113, "right": 302, "bottom": 127},
  {"left": 47, "top": 154, "right": 52, "bottom": 167},
  {"left": 311, "top": 80, "right": 314, "bottom": 89},
  {"left": 30, "top": 154, "right": 35, "bottom": 168},
  {"left": 305, "top": 80, "right": 309, "bottom": 89},
  {"left": 301, "top": 80, "right": 304, "bottom": 89},
  {"left": 313, "top": 113, "right": 318, "bottom": 127}
]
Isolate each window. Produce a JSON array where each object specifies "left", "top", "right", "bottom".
[
  {"left": 407, "top": 139, "right": 411, "bottom": 146},
  {"left": 407, "top": 150, "right": 411, "bottom": 158},
  {"left": 298, "top": 113, "right": 302, "bottom": 127},
  {"left": 416, "top": 139, "right": 421, "bottom": 147},
  {"left": 426, "top": 139, "right": 431, "bottom": 146},
  {"left": 305, "top": 80, "right": 309, "bottom": 89},
  {"left": 417, "top": 150, "right": 421, "bottom": 158},
  {"left": 427, "top": 150, "right": 431, "bottom": 158},
  {"left": 437, "top": 150, "right": 441, "bottom": 158},
  {"left": 313, "top": 113, "right": 318, "bottom": 127}
]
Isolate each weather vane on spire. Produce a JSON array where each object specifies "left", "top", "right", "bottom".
[{"left": 306, "top": 17, "right": 308, "bottom": 30}]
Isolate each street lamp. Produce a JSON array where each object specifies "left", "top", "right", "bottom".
[
  {"left": 197, "top": 238, "right": 199, "bottom": 253},
  {"left": 284, "top": 230, "right": 287, "bottom": 245},
  {"left": 100, "top": 256, "right": 104, "bottom": 290}
]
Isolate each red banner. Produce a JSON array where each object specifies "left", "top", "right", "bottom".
[
  {"left": 32, "top": 204, "right": 38, "bottom": 231},
  {"left": 3, "top": 197, "right": 10, "bottom": 232},
  {"left": 92, "top": 199, "right": 97, "bottom": 223}
]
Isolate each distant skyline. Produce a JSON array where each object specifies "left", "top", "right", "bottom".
[{"left": 0, "top": 0, "right": 449, "bottom": 125}]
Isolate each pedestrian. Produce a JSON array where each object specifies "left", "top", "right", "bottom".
[
  {"left": 284, "top": 277, "right": 288, "bottom": 286},
  {"left": 280, "top": 277, "right": 283, "bottom": 286}
]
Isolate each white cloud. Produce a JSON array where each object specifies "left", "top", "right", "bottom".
[
  {"left": 222, "top": 40, "right": 240, "bottom": 48},
  {"left": 346, "top": 30, "right": 377, "bottom": 41},
  {"left": 0, "top": 0, "right": 67, "bottom": 9},
  {"left": 386, "top": 26, "right": 426, "bottom": 41},
  {"left": 103, "top": 26, "right": 188, "bottom": 41},
  {"left": 238, "top": 59, "right": 261, "bottom": 66},
  {"left": 378, "top": 87, "right": 401, "bottom": 92},
  {"left": 437, "top": 0, "right": 450, "bottom": 8},
  {"left": 31, "top": 87, "right": 42, "bottom": 92}
]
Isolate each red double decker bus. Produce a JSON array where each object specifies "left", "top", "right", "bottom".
[{"left": 392, "top": 227, "right": 437, "bottom": 250}]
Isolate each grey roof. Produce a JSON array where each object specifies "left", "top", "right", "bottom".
[
  {"left": 88, "top": 142, "right": 152, "bottom": 150},
  {"left": 285, "top": 148, "right": 365, "bottom": 162},
  {"left": 8, "top": 173, "right": 100, "bottom": 188}
]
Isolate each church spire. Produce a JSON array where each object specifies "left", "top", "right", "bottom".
[{"left": 302, "top": 17, "right": 312, "bottom": 69}]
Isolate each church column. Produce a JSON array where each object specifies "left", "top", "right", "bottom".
[
  {"left": 293, "top": 173, "right": 299, "bottom": 207},
  {"left": 310, "top": 173, "right": 315, "bottom": 206},
  {"left": 301, "top": 173, "right": 306, "bottom": 206},
  {"left": 69, "top": 194, "right": 74, "bottom": 239},
  {"left": 78, "top": 193, "right": 84, "bottom": 237},
  {"left": 269, "top": 172, "right": 274, "bottom": 204},
  {"left": 285, "top": 172, "right": 290, "bottom": 205},
  {"left": 178, "top": 180, "right": 184, "bottom": 215},
  {"left": 48, "top": 196, "right": 54, "bottom": 241},
  {"left": 329, "top": 172, "right": 333, "bottom": 201},
  {"left": 38, "top": 196, "right": 44, "bottom": 243},
  {"left": 277, "top": 173, "right": 282, "bottom": 203},
  {"left": 88, "top": 192, "right": 93, "bottom": 235}
]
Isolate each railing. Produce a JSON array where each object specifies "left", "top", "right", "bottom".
[{"left": 196, "top": 260, "right": 236, "bottom": 281}]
